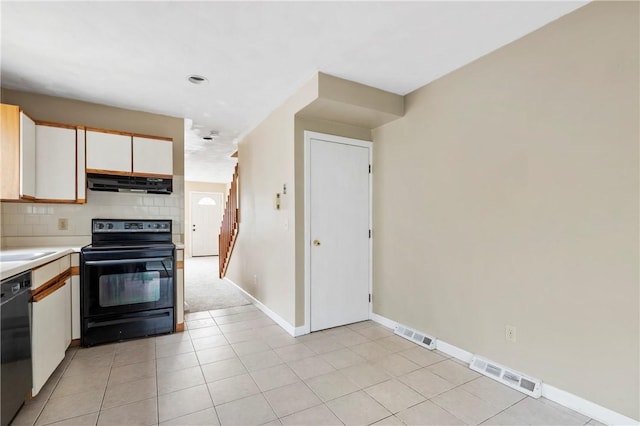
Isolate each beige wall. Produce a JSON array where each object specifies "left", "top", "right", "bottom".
[
  {"left": 184, "top": 181, "right": 228, "bottom": 258},
  {"left": 227, "top": 72, "right": 395, "bottom": 328},
  {"left": 225, "top": 75, "right": 318, "bottom": 326},
  {"left": 372, "top": 1, "right": 639, "bottom": 419},
  {"left": 0, "top": 89, "right": 185, "bottom": 245}
]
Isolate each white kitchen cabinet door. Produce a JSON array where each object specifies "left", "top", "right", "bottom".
[
  {"left": 20, "top": 111, "right": 36, "bottom": 199},
  {"left": 32, "top": 280, "right": 69, "bottom": 396},
  {"left": 77, "top": 127, "right": 86, "bottom": 202},
  {"left": 64, "top": 276, "right": 72, "bottom": 348},
  {"left": 86, "top": 130, "right": 132, "bottom": 174},
  {"left": 71, "top": 275, "right": 80, "bottom": 340},
  {"left": 132, "top": 136, "right": 173, "bottom": 176},
  {"left": 35, "top": 124, "right": 77, "bottom": 201}
]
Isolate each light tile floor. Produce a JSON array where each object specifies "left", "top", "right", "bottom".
[{"left": 13, "top": 305, "right": 606, "bottom": 426}]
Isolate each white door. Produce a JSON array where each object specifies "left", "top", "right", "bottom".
[
  {"left": 190, "top": 192, "right": 224, "bottom": 257},
  {"left": 307, "top": 133, "right": 371, "bottom": 332}
]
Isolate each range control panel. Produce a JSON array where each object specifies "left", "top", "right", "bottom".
[{"left": 92, "top": 219, "right": 171, "bottom": 233}]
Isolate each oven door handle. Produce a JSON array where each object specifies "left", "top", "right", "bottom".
[{"left": 84, "top": 258, "right": 172, "bottom": 266}]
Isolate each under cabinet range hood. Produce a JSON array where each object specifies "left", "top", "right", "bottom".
[{"left": 87, "top": 173, "right": 172, "bottom": 194}]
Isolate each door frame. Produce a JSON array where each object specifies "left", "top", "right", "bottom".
[
  {"left": 303, "top": 131, "right": 373, "bottom": 335},
  {"left": 189, "top": 191, "right": 224, "bottom": 257}
]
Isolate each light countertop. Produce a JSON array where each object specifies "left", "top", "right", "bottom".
[{"left": 1, "top": 247, "right": 80, "bottom": 281}]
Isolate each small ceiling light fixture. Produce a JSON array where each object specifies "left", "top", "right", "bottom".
[
  {"left": 187, "top": 74, "right": 209, "bottom": 85},
  {"left": 202, "top": 130, "right": 219, "bottom": 141}
]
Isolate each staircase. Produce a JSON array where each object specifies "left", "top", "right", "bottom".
[{"left": 219, "top": 164, "right": 239, "bottom": 278}]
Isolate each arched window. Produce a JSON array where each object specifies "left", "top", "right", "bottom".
[{"left": 197, "top": 197, "right": 216, "bottom": 206}]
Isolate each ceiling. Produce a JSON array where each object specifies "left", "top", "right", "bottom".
[{"left": 1, "top": 1, "right": 586, "bottom": 183}]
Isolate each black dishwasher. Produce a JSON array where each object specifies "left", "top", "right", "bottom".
[{"left": 1, "top": 271, "right": 32, "bottom": 426}]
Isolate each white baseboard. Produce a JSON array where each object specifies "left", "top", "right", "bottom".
[
  {"left": 436, "top": 340, "right": 474, "bottom": 364},
  {"left": 223, "top": 278, "right": 298, "bottom": 337},
  {"left": 370, "top": 312, "right": 397, "bottom": 329},
  {"left": 370, "top": 312, "right": 638, "bottom": 426},
  {"left": 293, "top": 326, "right": 307, "bottom": 337},
  {"left": 542, "top": 383, "right": 638, "bottom": 426}
]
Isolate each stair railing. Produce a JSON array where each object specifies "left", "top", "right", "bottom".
[{"left": 219, "top": 164, "right": 239, "bottom": 278}]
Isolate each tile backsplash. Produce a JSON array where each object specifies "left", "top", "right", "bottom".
[{"left": 1, "top": 176, "right": 184, "bottom": 247}]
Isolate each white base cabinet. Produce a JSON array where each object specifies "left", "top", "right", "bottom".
[
  {"left": 31, "top": 254, "right": 72, "bottom": 396},
  {"left": 71, "top": 253, "right": 81, "bottom": 340},
  {"left": 31, "top": 278, "right": 70, "bottom": 396}
]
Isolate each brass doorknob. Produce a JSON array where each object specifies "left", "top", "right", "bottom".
[{"left": 313, "top": 240, "right": 321, "bottom": 246}]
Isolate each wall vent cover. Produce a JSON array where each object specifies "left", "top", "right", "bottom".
[
  {"left": 394, "top": 324, "right": 436, "bottom": 350},
  {"left": 469, "top": 356, "right": 542, "bottom": 398}
]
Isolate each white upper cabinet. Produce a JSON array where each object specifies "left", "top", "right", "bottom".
[
  {"left": 19, "top": 111, "right": 36, "bottom": 199},
  {"left": 132, "top": 136, "right": 173, "bottom": 176},
  {"left": 86, "top": 130, "right": 173, "bottom": 177},
  {"left": 86, "top": 129, "right": 132, "bottom": 174},
  {"left": 76, "top": 127, "right": 86, "bottom": 202},
  {"left": 35, "top": 124, "right": 77, "bottom": 201}
]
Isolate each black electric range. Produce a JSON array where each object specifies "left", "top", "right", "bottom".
[{"left": 80, "top": 219, "right": 175, "bottom": 346}]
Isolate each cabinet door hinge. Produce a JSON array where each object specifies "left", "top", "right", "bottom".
[
  {"left": 369, "top": 229, "right": 372, "bottom": 238},
  {"left": 369, "top": 293, "right": 372, "bottom": 303},
  {"left": 369, "top": 164, "right": 372, "bottom": 174}
]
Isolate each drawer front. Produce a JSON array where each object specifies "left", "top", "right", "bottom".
[{"left": 33, "top": 255, "right": 71, "bottom": 290}]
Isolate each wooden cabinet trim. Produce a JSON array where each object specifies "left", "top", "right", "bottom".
[
  {"left": 86, "top": 127, "right": 172, "bottom": 141},
  {"left": 132, "top": 134, "right": 173, "bottom": 142},
  {"left": 131, "top": 172, "right": 173, "bottom": 179},
  {"left": 176, "top": 261, "right": 184, "bottom": 269},
  {"left": 32, "top": 199, "right": 78, "bottom": 204},
  {"left": 32, "top": 270, "right": 70, "bottom": 302},
  {"left": 34, "top": 120, "right": 78, "bottom": 130},
  {"left": 1, "top": 104, "right": 20, "bottom": 200},
  {"left": 86, "top": 127, "right": 134, "bottom": 137},
  {"left": 21, "top": 109, "right": 36, "bottom": 122},
  {"left": 86, "top": 168, "right": 132, "bottom": 177},
  {"left": 70, "top": 266, "right": 80, "bottom": 276}
]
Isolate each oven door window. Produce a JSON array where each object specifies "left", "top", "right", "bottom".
[
  {"left": 83, "top": 256, "right": 174, "bottom": 316},
  {"left": 99, "top": 271, "right": 161, "bottom": 307}
]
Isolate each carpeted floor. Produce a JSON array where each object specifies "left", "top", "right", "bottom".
[{"left": 184, "top": 256, "right": 250, "bottom": 313}]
